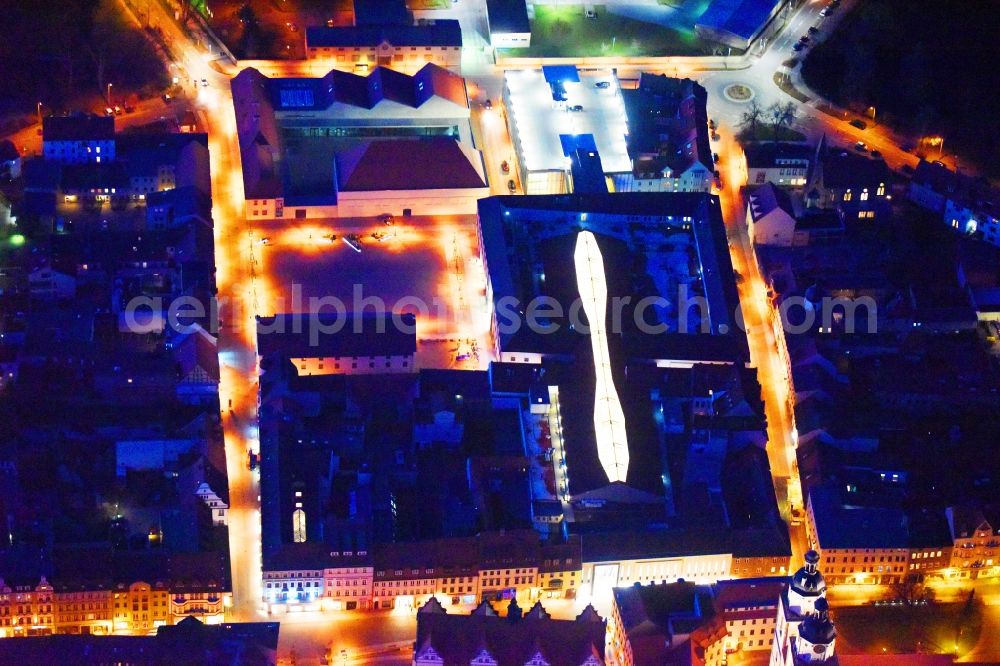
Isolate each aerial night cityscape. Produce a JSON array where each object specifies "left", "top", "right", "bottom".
[{"left": 1, "top": 0, "right": 999, "bottom": 664}]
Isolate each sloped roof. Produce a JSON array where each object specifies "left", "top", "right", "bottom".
[
  {"left": 746, "top": 183, "right": 794, "bottom": 222},
  {"left": 335, "top": 138, "right": 486, "bottom": 191},
  {"left": 414, "top": 602, "right": 606, "bottom": 666}
]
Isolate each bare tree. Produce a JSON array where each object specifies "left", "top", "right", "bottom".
[
  {"left": 767, "top": 101, "right": 798, "bottom": 146},
  {"left": 739, "top": 99, "right": 764, "bottom": 141}
]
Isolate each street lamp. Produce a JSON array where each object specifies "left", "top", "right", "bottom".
[
  {"left": 36, "top": 101, "right": 43, "bottom": 126},
  {"left": 867, "top": 106, "right": 876, "bottom": 123},
  {"left": 107, "top": 83, "right": 113, "bottom": 106}
]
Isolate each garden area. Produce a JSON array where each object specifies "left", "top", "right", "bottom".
[{"left": 499, "top": 4, "right": 712, "bottom": 58}]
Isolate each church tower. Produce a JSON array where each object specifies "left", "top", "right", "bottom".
[{"left": 770, "top": 550, "right": 836, "bottom": 666}]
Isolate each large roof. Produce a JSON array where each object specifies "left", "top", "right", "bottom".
[
  {"left": 306, "top": 20, "right": 461, "bottom": 48},
  {"left": 336, "top": 138, "right": 486, "bottom": 191},
  {"left": 695, "top": 0, "right": 782, "bottom": 42},
  {"left": 808, "top": 485, "right": 910, "bottom": 549},
  {"left": 414, "top": 600, "right": 606, "bottom": 666}
]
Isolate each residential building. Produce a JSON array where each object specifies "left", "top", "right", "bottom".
[
  {"left": 42, "top": 114, "right": 115, "bottom": 164},
  {"left": 747, "top": 183, "right": 797, "bottom": 246},
  {"left": 945, "top": 504, "right": 1000, "bottom": 579},
  {"left": 908, "top": 160, "right": 1000, "bottom": 247},
  {"left": 304, "top": 21, "right": 462, "bottom": 74},
  {"left": 486, "top": 0, "right": 531, "bottom": 48},
  {"left": 608, "top": 580, "right": 725, "bottom": 666},
  {"left": 256, "top": 313, "right": 418, "bottom": 377},
  {"left": 262, "top": 543, "right": 340, "bottom": 611},
  {"left": 413, "top": 597, "right": 607, "bottom": 666},
  {"left": 713, "top": 577, "right": 786, "bottom": 655},
  {"left": 615, "top": 74, "right": 714, "bottom": 193},
  {"left": 744, "top": 142, "right": 812, "bottom": 187},
  {"left": 0, "top": 576, "right": 55, "bottom": 637},
  {"left": 111, "top": 581, "right": 170, "bottom": 633},
  {"left": 805, "top": 485, "right": 909, "bottom": 585},
  {"left": 0, "top": 617, "right": 279, "bottom": 664},
  {"left": 807, "top": 136, "right": 891, "bottom": 222}
]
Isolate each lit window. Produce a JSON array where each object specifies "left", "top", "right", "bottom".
[
  {"left": 844, "top": 189, "right": 852, "bottom": 201},
  {"left": 292, "top": 509, "right": 307, "bottom": 543},
  {"left": 860, "top": 189, "right": 869, "bottom": 201},
  {"left": 876, "top": 183, "right": 885, "bottom": 196}
]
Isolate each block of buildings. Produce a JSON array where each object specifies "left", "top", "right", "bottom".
[
  {"left": 945, "top": 503, "right": 1000, "bottom": 580},
  {"left": 413, "top": 597, "right": 607, "bottom": 666},
  {"left": 232, "top": 63, "right": 486, "bottom": 219},
  {"left": 908, "top": 159, "right": 1000, "bottom": 247},
  {"left": 616, "top": 74, "right": 715, "bottom": 193},
  {"left": 42, "top": 114, "right": 116, "bottom": 164},
  {"left": 304, "top": 21, "right": 462, "bottom": 73}
]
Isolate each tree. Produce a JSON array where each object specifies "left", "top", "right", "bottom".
[{"left": 739, "top": 100, "right": 764, "bottom": 140}]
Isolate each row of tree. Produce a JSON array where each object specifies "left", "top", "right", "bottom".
[{"left": 738, "top": 100, "right": 798, "bottom": 145}]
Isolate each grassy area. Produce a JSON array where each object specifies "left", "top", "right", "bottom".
[
  {"left": 833, "top": 601, "right": 982, "bottom": 655},
  {"left": 738, "top": 126, "right": 807, "bottom": 144},
  {"left": 773, "top": 72, "right": 810, "bottom": 103},
  {"left": 500, "top": 4, "right": 708, "bottom": 58}
]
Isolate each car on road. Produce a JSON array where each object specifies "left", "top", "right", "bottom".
[
  {"left": 819, "top": 6, "right": 831, "bottom": 16},
  {"left": 849, "top": 119, "right": 868, "bottom": 130},
  {"left": 500, "top": 160, "right": 510, "bottom": 173},
  {"left": 484, "top": 99, "right": 492, "bottom": 110},
  {"left": 595, "top": 81, "right": 610, "bottom": 89},
  {"left": 568, "top": 104, "right": 584, "bottom": 112},
  {"left": 799, "top": 35, "right": 810, "bottom": 44},
  {"left": 854, "top": 141, "right": 868, "bottom": 152},
  {"left": 258, "top": 236, "right": 272, "bottom": 245},
  {"left": 808, "top": 26, "right": 819, "bottom": 35},
  {"left": 870, "top": 149, "right": 882, "bottom": 159},
  {"left": 162, "top": 93, "right": 173, "bottom": 103},
  {"left": 507, "top": 179, "right": 517, "bottom": 193},
  {"left": 200, "top": 78, "right": 209, "bottom": 87}
]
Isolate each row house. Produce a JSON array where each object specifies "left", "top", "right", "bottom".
[
  {"left": 42, "top": 115, "right": 116, "bottom": 165},
  {"left": 304, "top": 22, "right": 463, "bottom": 74},
  {"left": 946, "top": 504, "right": 1000, "bottom": 579},
  {"left": 53, "top": 584, "right": 113, "bottom": 636},
  {"left": 0, "top": 576, "right": 55, "bottom": 637},
  {"left": 908, "top": 159, "right": 1000, "bottom": 248},
  {"left": 805, "top": 486, "right": 909, "bottom": 585}
]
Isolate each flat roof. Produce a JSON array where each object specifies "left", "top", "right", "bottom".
[
  {"left": 256, "top": 313, "right": 417, "bottom": 359},
  {"left": 486, "top": 0, "right": 530, "bottom": 34},
  {"left": 505, "top": 69, "right": 631, "bottom": 174}
]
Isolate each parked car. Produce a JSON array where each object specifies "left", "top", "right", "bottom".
[
  {"left": 870, "top": 149, "right": 882, "bottom": 159},
  {"left": 849, "top": 119, "right": 868, "bottom": 130},
  {"left": 793, "top": 42, "right": 805, "bottom": 51},
  {"left": 595, "top": 81, "right": 610, "bottom": 89},
  {"left": 854, "top": 141, "right": 868, "bottom": 152},
  {"left": 259, "top": 236, "right": 272, "bottom": 245},
  {"left": 585, "top": 8, "right": 597, "bottom": 19},
  {"left": 113, "top": 105, "right": 123, "bottom": 116},
  {"left": 799, "top": 35, "right": 810, "bottom": 44},
  {"left": 484, "top": 99, "right": 492, "bottom": 110},
  {"left": 808, "top": 26, "right": 819, "bottom": 35},
  {"left": 507, "top": 179, "right": 517, "bottom": 193},
  {"left": 500, "top": 160, "right": 510, "bottom": 174},
  {"left": 568, "top": 104, "right": 584, "bottom": 112},
  {"left": 819, "top": 6, "right": 831, "bottom": 16},
  {"left": 200, "top": 78, "right": 209, "bottom": 87},
  {"left": 380, "top": 213, "right": 394, "bottom": 225}
]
